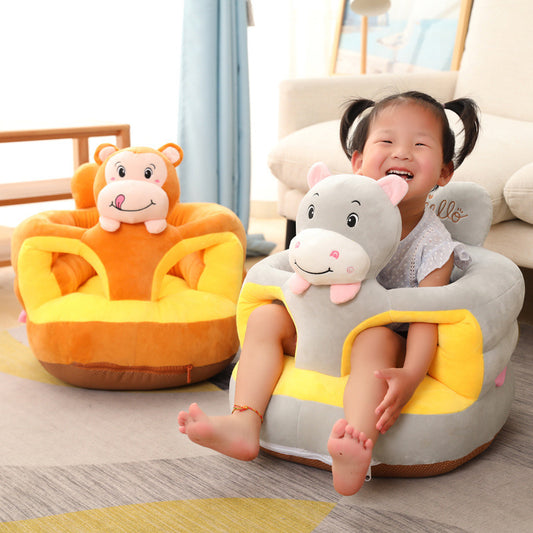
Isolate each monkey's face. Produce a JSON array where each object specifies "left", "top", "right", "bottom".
[{"left": 96, "top": 150, "right": 171, "bottom": 226}]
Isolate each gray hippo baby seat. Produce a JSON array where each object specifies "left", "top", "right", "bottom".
[{"left": 231, "top": 164, "right": 524, "bottom": 477}]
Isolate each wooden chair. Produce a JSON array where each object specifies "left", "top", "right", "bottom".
[{"left": 0, "top": 124, "right": 130, "bottom": 266}]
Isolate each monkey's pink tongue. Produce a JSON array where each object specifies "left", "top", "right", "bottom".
[{"left": 115, "top": 194, "right": 125, "bottom": 209}]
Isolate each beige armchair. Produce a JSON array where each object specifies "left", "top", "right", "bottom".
[{"left": 268, "top": 0, "right": 533, "bottom": 268}]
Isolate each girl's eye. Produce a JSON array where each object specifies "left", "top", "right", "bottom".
[
  {"left": 144, "top": 168, "right": 153, "bottom": 179},
  {"left": 307, "top": 204, "right": 315, "bottom": 219},
  {"left": 347, "top": 212, "right": 358, "bottom": 227},
  {"left": 117, "top": 166, "right": 126, "bottom": 178}
]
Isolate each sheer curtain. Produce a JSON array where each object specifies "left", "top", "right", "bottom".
[
  {"left": 247, "top": 0, "right": 339, "bottom": 204},
  {"left": 177, "top": 0, "right": 251, "bottom": 229}
]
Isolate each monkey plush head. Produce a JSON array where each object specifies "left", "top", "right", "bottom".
[{"left": 93, "top": 143, "right": 183, "bottom": 234}]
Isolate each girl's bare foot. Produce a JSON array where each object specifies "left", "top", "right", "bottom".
[
  {"left": 177, "top": 403, "right": 261, "bottom": 461},
  {"left": 327, "top": 419, "right": 374, "bottom": 496}
]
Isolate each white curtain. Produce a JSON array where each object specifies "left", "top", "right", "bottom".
[{"left": 248, "top": 0, "right": 339, "bottom": 203}]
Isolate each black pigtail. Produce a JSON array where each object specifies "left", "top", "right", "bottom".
[
  {"left": 340, "top": 98, "right": 375, "bottom": 159},
  {"left": 444, "top": 98, "right": 480, "bottom": 168}
]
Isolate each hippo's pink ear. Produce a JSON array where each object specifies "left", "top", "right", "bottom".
[
  {"left": 376, "top": 175, "right": 408, "bottom": 206},
  {"left": 307, "top": 162, "right": 331, "bottom": 188}
]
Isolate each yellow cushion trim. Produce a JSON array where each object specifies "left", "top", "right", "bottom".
[
  {"left": 198, "top": 234, "right": 244, "bottom": 303},
  {"left": 19, "top": 234, "right": 242, "bottom": 324},
  {"left": 428, "top": 315, "right": 484, "bottom": 398},
  {"left": 30, "top": 276, "right": 236, "bottom": 324},
  {"left": 18, "top": 236, "right": 109, "bottom": 311},
  {"left": 340, "top": 309, "right": 484, "bottom": 399},
  {"left": 234, "top": 355, "right": 475, "bottom": 415},
  {"left": 236, "top": 282, "right": 286, "bottom": 345},
  {"left": 152, "top": 232, "right": 243, "bottom": 302},
  {"left": 235, "top": 283, "right": 485, "bottom": 415},
  {"left": 272, "top": 357, "right": 347, "bottom": 406},
  {"left": 287, "top": 355, "right": 478, "bottom": 414}
]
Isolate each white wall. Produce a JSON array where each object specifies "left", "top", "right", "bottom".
[
  {"left": 248, "top": 0, "right": 339, "bottom": 203},
  {"left": 0, "top": 0, "right": 184, "bottom": 225},
  {"left": 0, "top": 0, "right": 338, "bottom": 225}
]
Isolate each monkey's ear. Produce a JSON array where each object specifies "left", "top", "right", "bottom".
[
  {"left": 159, "top": 143, "right": 183, "bottom": 167},
  {"left": 94, "top": 143, "right": 119, "bottom": 165}
]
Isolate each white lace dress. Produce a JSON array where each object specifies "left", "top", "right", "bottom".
[
  {"left": 378, "top": 208, "right": 471, "bottom": 290},
  {"left": 377, "top": 208, "right": 471, "bottom": 333}
]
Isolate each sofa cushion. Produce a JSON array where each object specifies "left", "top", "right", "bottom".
[
  {"left": 504, "top": 162, "right": 533, "bottom": 224},
  {"left": 269, "top": 113, "right": 533, "bottom": 226},
  {"left": 267, "top": 120, "right": 351, "bottom": 195},
  {"left": 452, "top": 113, "right": 533, "bottom": 224}
]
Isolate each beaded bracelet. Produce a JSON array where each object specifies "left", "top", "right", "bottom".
[{"left": 232, "top": 404, "right": 264, "bottom": 424}]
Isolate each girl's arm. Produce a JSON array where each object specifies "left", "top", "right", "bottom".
[{"left": 374, "top": 254, "right": 454, "bottom": 433}]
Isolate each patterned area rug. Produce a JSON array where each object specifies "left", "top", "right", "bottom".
[{"left": 0, "top": 324, "right": 532, "bottom": 532}]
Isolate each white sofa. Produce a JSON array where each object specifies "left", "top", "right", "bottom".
[{"left": 267, "top": 0, "right": 533, "bottom": 268}]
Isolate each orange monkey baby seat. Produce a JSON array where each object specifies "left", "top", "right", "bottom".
[
  {"left": 231, "top": 164, "right": 524, "bottom": 477},
  {"left": 12, "top": 143, "right": 246, "bottom": 390}
]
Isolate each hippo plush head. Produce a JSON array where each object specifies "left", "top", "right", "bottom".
[{"left": 288, "top": 162, "right": 408, "bottom": 304}]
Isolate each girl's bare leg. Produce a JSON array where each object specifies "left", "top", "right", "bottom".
[
  {"left": 328, "top": 326, "right": 404, "bottom": 495},
  {"left": 178, "top": 303, "right": 296, "bottom": 461}
]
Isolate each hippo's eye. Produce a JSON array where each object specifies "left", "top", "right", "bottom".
[
  {"left": 347, "top": 212, "right": 358, "bottom": 227},
  {"left": 307, "top": 204, "right": 315, "bottom": 219},
  {"left": 144, "top": 167, "right": 153, "bottom": 179},
  {"left": 117, "top": 165, "right": 126, "bottom": 178}
]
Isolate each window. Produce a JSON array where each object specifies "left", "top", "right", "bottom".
[{"left": 0, "top": 0, "right": 183, "bottom": 225}]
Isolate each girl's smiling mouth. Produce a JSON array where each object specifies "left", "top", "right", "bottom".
[{"left": 386, "top": 169, "right": 414, "bottom": 180}]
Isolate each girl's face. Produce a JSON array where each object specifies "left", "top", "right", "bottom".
[{"left": 351, "top": 101, "right": 453, "bottom": 209}]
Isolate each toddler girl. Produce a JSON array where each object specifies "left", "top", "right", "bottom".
[{"left": 178, "top": 91, "right": 480, "bottom": 496}]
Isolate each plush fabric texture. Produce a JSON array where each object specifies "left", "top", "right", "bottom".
[
  {"left": 231, "top": 170, "right": 524, "bottom": 476},
  {"left": 12, "top": 144, "right": 246, "bottom": 390},
  {"left": 268, "top": 120, "right": 351, "bottom": 193},
  {"left": 504, "top": 162, "right": 533, "bottom": 224},
  {"left": 451, "top": 113, "right": 533, "bottom": 224}
]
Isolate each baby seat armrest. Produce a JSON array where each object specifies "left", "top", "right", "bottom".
[
  {"left": 426, "top": 182, "right": 492, "bottom": 245},
  {"left": 151, "top": 231, "right": 245, "bottom": 303},
  {"left": 244, "top": 250, "right": 293, "bottom": 289},
  {"left": 166, "top": 202, "right": 246, "bottom": 292},
  {"left": 12, "top": 209, "right": 100, "bottom": 302},
  {"left": 16, "top": 235, "right": 108, "bottom": 312}
]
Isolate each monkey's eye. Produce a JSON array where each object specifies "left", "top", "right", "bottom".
[
  {"left": 347, "top": 212, "right": 358, "bottom": 227},
  {"left": 307, "top": 204, "right": 315, "bottom": 219},
  {"left": 144, "top": 168, "right": 153, "bottom": 179},
  {"left": 117, "top": 165, "right": 126, "bottom": 178}
]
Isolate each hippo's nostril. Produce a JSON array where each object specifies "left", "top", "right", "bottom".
[{"left": 330, "top": 250, "right": 340, "bottom": 259}]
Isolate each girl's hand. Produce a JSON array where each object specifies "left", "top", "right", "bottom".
[{"left": 374, "top": 368, "right": 420, "bottom": 433}]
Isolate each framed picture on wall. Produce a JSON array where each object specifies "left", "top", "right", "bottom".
[{"left": 330, "top": 0, "right": 473, "bottom": 75}]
